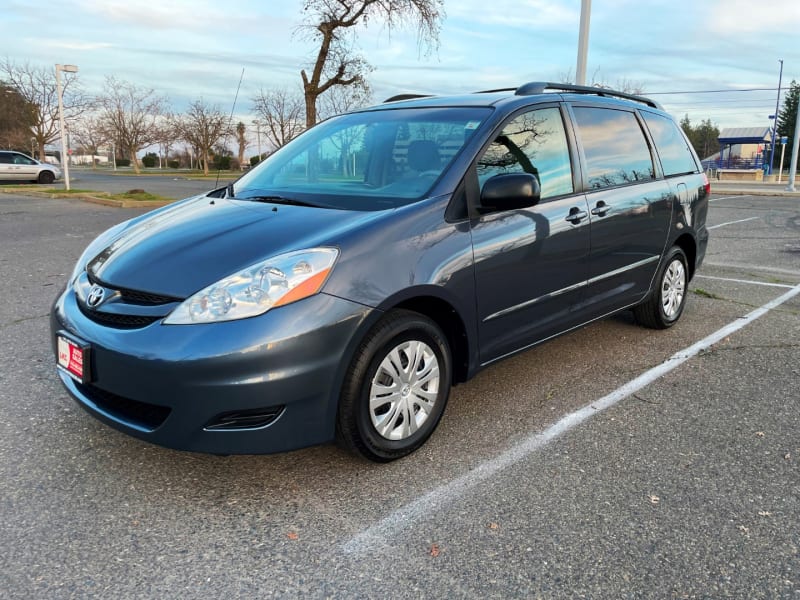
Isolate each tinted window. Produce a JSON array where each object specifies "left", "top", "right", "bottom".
[
  {"left": 12, "top": 153, "right": 36, "bottom": 165},
  {"left": 642, "top": 112, "right": 699, "bottom": 176},
  {"left": 0, "top": 153, "right": 12, "bottom": 164},
  {"left": 572, "top": 107, "right": 654, "bottom": 190},
  {"left": 477, "top": 107, "right": 573, "bottom": 198}
]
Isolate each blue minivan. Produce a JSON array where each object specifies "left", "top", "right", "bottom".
[{"left": 52, "top": 82, "right": 709, "bottom": 461}]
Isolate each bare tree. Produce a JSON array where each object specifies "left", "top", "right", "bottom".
[
  {"left": 299, "top": 0, "right": 443, "bottom": 127},
  {"left": 235, "top": 122, "right": 248, "bottom": 170},
  {"left": 1, "top": 59, "right": 89, "bottom": 161},
  {"left": 97, "top": 77, "right": 167, "bottom": 173},
  {"left": 72, "top": 114, "right": 109, "bottom": 168},
  {"left": 173, "top": 99, "right": 231, "bottom": 175},
  {"left": 557, "top": 67, "right": 644, "bottom": 95},
  {"left": 317, "top": 79, "right": 373, "bottom": 121},
  {"left": 251, "top": 87, "right": 305, "bottom": 150}
]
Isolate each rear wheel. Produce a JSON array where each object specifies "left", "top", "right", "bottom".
[
  {"left": 336, "top": 310, "right": 451, "bottom": 462},
  {"left": 37, "top": 171, "right": 55, "bottom": 184},
  {"left": 634, "top": 246, "right": 688, "bottom": 329}
]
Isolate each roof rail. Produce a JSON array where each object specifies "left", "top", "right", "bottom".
[
  {"left": 383, "top": 93, "right": 433, "bottom": 103},
  {"left": 474, "top": 87, "right": 517, "bottom": 94},
  {"left": 513, "top": 81, "right": 662, "bottom": 109}
]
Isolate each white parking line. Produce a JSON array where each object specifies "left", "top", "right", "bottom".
[
  {"left": 704, "top": 262, "right": 800, "bottom": 277},
  {"left": 695, "top": 274, "right": 795, "bottom": 289},
  {"left": 342, "top": 283, "right": 800, "bottom": 555},
  {"left": 707, "top": 216, "right": 760, "bottom": 230},
  {"left": 709, "top": 195, "right": 752, "bottom": 202}
]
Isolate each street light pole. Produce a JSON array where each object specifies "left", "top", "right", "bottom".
[
  {"left": 253, "top": 119, "right": 262, "bottom": 162},
  {"left": 786, "top": 109, "right": 800, "bottom": 192},
  {"left": 576, "top": 0, "right": 592, "bottom": 85},
  {"left": 55, "top": 63, "right": 78, "bottom": 190},
  {"left": 768, "top": 59, "right": 783, "bottom": 176}
]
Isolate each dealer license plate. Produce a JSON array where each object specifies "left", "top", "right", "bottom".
[{"left": 57, "top": 332, "right": 91, "bottom": 383}]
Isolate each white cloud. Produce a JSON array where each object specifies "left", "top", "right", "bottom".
[{"left": 708, "top": 0, "right": 800, "bottom": 34}]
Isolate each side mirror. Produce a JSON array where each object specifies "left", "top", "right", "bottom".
[{"left": 479, "top": 173, "right": 541, "bottom": 212}]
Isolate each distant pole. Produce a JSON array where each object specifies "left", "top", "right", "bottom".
[
  {"left": 786, "top": 110, "right": 800, "bottom": 192},
  {"left": 55, "top": 64, "right": 78, "bottom": 190},
  {"left": 768, "top": 59, "right": 783, "bottom": 176},
  {"left": 778, "top": 140, "right": 786, "bottom": 183},
  {"left": 576, "top": 0, "right": 591, "bottom": 85}
]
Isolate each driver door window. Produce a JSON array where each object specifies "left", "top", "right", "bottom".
[{"left": 477, "top": 107, "right": 574, "bottom": 199}]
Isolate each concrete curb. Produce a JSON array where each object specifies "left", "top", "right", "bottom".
[{"left": 0, "top": 187, "right": 174, "bottom": 208}]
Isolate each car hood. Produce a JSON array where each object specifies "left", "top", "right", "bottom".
[{"left": 87, "top": 195, "right": 384, "bottom": 298}]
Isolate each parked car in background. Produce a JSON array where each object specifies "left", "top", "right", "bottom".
[
  {"left": 52, "top": 82, "right": 709, "bottom": 462},
  {"left": 0, "top": 150, "right": 62, "bottom": 184}
]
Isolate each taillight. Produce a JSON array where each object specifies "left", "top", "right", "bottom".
[{"left": 702, "top": 173, "right": 711, "bottom": 197}]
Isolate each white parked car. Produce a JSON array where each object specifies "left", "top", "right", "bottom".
[{"left": 0, "top": 151, "right": 62, "bottom": 184}]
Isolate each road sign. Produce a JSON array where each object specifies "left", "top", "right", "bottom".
[{"left": 781, "top": 137, "right": 788, "bottom": 145}]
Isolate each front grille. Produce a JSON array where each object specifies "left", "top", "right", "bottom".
[
  {"left": 78, "top": 302, "right": 159, "bottom": 329},
  {"left": 75, "top": 382, "right": 171, "bottom": 430},
  {"left": 87, "top": 272, "right": 181, "bottom": 306}
]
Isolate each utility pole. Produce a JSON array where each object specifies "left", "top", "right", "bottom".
[
  {"left": 768, "top": 59, "right": 783, "bottom": 176},
  {"left": 576, "top": 0, "right": 591, "bottom": 85},
  {"left": 786, "top": 109, "right": 800, "bottom": 192}
]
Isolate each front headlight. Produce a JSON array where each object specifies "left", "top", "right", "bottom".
[{"left": 163, "top": 248, "right": 339, "bottom": 325}]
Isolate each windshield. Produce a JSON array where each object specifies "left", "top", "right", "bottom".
[{"left": 233, "top": 107, "right": 492, "bottom": 210}]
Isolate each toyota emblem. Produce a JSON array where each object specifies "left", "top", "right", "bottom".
[{"left": 87, "top": 285, "right": 105, "bottom": 308}]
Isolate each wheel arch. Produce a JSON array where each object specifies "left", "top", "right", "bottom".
[
  {"left": 389, "top": 294, "right": 471, "bottom": 385},
  {"left": 672, "top": 233, "right": 697, "bottom": 280}
]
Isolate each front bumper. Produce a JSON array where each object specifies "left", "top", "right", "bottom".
[{"left": 51, "top": 286, "right": 375, "bottom": 454}]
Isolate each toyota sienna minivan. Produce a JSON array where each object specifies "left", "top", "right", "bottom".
[{"left": 52, "top": 82, "right": 709, "bottom": 461}]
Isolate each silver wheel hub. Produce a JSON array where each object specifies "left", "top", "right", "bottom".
[
  {"left": 661, "top": 259, "right": 686, "bottom": 318},
  {"left": 369, "top": 340, "right": 440, "bottom": 441}
]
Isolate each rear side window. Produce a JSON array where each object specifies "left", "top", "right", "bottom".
[
  {"left": 0, "top": 152, "right": 12, "bottom": 164},
  {"left": 641, "top": 112, "right": 699, "bottom": 176},
  {"left": 572, "top": 107, "right": 655, "bottom": 190}
]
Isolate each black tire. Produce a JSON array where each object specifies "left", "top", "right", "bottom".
[
  {"left": 37, "top": 170, "right": 55, "bottom": 184},
  {"left": 336, "top": 309, "right": 452, "bottom": 462},
  {"left": 634, "top": 246, "right": 689, "bottom": 329}
]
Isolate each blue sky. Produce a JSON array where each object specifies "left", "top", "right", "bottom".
[{"left": 2, "top": 0, "right": 799, "bottom": 131}]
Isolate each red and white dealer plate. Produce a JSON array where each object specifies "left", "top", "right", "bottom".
[{"left": 57, "top": 332, "right": 91, "bottom": 383}]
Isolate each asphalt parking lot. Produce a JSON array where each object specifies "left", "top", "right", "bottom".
[{"left": 1, "top": 191, "right": 798, "bottom": 598}]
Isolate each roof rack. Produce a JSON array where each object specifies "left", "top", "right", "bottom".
[
  {"left": 383, "top": 93, "right": 433, "bottom": 103},
  {"left": 512, "top": 82, "right": 662, "bottom": 109}
]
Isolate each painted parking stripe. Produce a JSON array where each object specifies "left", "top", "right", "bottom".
[
  {"left": 709, "top": 195, "right": 752, "bottom": 202},
  {"left": 707, "top": 216, "right": 760, "bottom": 230},
  {"left": 704, "top": 262, "right": 800, "bottom": 277},
  {"left": 695, "top": 274, "right": 795, "bottom": 289},
  {"left": 342, "top": 283, "right": 800, "bottom": 555}
]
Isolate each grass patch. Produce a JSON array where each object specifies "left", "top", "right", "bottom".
[{"left": 693, "top": 288, "right": 724, "bottom": 300}]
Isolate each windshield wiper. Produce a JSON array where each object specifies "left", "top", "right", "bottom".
[{"left": 239, "top": 194, "right": 325, "bottom": 208}]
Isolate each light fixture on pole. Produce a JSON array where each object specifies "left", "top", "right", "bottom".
[
  {"left": 55, "top": 63, "right": 78, "bottom": 190},
  {"left": 768, "top": 59, "right": 783, "bottom": 176}
]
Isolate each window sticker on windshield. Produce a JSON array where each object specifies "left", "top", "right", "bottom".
[{"left": 464, "top": 121, "right": 481, "bottom": 130}]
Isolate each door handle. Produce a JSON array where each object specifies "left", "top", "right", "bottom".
[
  {"left": 565, "top": 207, "right": 588, "bottom": 224},
  {"left": 591, "top": 201, "right": 610, "bottom": 217}
]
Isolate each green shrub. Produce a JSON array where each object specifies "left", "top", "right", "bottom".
[
  {"left": 250, "top": 155, "right": 261, "bottom": 166},
  {"left": 116, "top": 158, "right": 131, "bottom": 167},
  {"left": 141, "top": 152, "right": 158, "bottom": 168},
  {"left": 214, "top": 155, "right": 232, "bottom": 170},
  {"left": 168, "top": 160, "right": 179, "bottom": 169}
]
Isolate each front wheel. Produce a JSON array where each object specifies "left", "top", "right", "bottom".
[
  {"left": 37, "top": 171, "right": 55, "bottom": 184},
  {"left": 634, "top": 246, "right": 689, "bottom": 329},
  {"left": 336, "top": 310, "right": 452, "bottom": 462}
]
